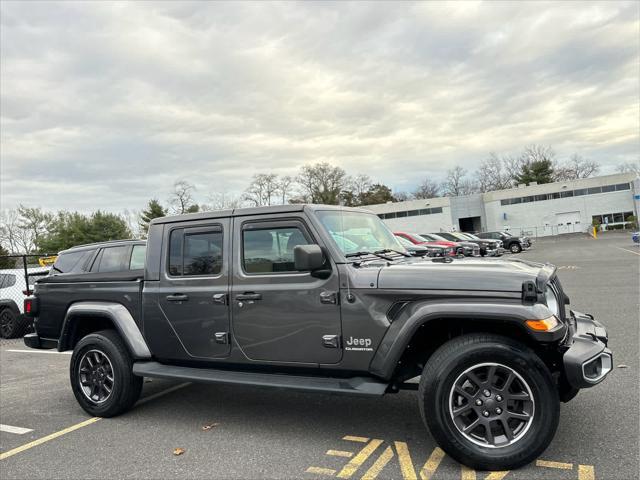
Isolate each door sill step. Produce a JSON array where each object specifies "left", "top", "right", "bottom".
[{"left": 133, "top": 362, "right": 388, "bottom": 396}]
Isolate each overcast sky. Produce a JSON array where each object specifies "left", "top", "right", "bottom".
[{"left": 1, "top": 1, "right": 638, "bottom": 213}]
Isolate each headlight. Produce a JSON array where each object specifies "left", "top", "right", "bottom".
[{"left": 545, "top": 285, "right": 560, "bottom": 316}]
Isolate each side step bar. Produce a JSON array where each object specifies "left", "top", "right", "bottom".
[{"left": 133, "top": 362, "right": 388, "bottom": 396}]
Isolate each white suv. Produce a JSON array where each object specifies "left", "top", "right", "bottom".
[{"left": 0, "top": 268, "right": 49, "bottom": 338}]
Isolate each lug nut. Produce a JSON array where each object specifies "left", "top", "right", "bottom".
[
  {"left": 482, "top": 410, "right": 490, "bottom": 417},
  {"left": 496, "top": 395, "right": 503, "bottom": 402},
  {"left": 475, "top": 399, "right": 483, "bottom": 406},
  {"left": 483, "top": 389, "right": 491, "bottom": 397},
  {"left": 495, "top": 407, "right": 502, "bottom": 415}
]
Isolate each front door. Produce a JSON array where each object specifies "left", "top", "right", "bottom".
[
  {"left": 231, "top": 216, "right": 342, "bottom": 364},
  {"left": 157, "top": 219, "right": 231, "bottom": 359}
]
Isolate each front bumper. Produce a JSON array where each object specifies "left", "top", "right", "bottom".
[
  {"left": 486, "top": 247, "right": 505, "bottom": 257},
  {"left": 562, "top": 310, "right": 612, "bottom": 389}
]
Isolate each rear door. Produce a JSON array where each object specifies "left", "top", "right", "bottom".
[
  {"left": 156, "top": 219, "right": 231, "bottom": 359},
  {"left": 231, "top": 215, "right": 342, "bottom": 365}
]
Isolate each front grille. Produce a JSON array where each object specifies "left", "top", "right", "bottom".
[{"left": 550, "top": 276, "right": 567, "bottom": 322}]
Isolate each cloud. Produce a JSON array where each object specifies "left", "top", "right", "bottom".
[{"left": 1, "top": 0, "right": 638, "bottom": 212}]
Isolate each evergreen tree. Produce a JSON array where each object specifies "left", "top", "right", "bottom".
[
  {"left": 514, "top": 160, "right": 554, "bottom": 185},
  {"left": 139, "top": 199, "right": 167, "bottom": 235}
]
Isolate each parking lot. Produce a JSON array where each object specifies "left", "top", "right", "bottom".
[{"left": 1, "top": 232, "right": 638, "bottom": 480}]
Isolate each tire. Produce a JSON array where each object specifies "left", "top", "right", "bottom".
[
  {"left": 509, "top": 243, "right": 522, "bottom": 254},
  {"left": 418, "top": 334, "right": 559, "bottom": 471},
  {"left": 70, "top": 329, "right": 143, "bottom": 417},
  {"left": 0, "top": 308, "right": 18, "bottom": 339}
]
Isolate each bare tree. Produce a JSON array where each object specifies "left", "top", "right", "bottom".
[
  {"left": 296, "top": 163, "right": 348, "bottom": 205},
  {"left": 474, "top": 153, "right": 514, "bottom": 192},
  {"left": 413, "top": 178, "right": 441, "bottom": 199},
  {"left": 169, "top": 180, "right": 197, "bottom": 214},
  {"left": 441, "top": 166, "right": 476, "bottom": 196},
  {"left": 520, "top": 144, "right": 556, "bottom": 164},
  {"left": 243, "top": 173, "right": 280, "bottom": 207},
  {"left": 205, "top": 192, "right": 243, "bottom": 210},
  {"left": 0, "top": 207, "right": 45, "bottom": 253},
  {"left": 554, "top": 154, "right": 600, "bottom": 181},
  {"left": 616, "top": 161, "right": 640, "bottom": 175},
  {"left": 277, "top": 175, "right": 295, "bottom": 205},
  {"left": 393, "top": 191, "right": 411, "bottom": 202}
]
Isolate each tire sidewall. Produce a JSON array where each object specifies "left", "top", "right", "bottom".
[
  {"left": 422, "top": 339, "right": 559, "bottom": 470},
  {"left": 510, "top": 243, "right": 522, "bottom": 253},
  {"left": 0, "top": 308, "right": 17, "bottom": 338},
  {"left": 70, "top": 332, "right": 131, "bottom": 417}
]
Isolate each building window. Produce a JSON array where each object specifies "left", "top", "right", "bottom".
[
  {"left": 560, "top": 190, "right": 574, "bottom": 198},
  {"left": 587, "top": 187, "right": 602, "bottom": 195},
  {"left": 431, "top": 207, "right": 443, "bottom": 214},
  {"left": 601, "top": 185, "right": 616, "bottom": 193},
  {"left": 573, "top": 189, "right": 587, "bottom": 196},
  {"left": 615, "top": 183, "right": 630, "bottom": 191},
  {"left": 407, "top": 209, "right": 420, "bottom": 217}
]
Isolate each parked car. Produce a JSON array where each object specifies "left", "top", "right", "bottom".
[
  {"left": 0, "top": 267, "right": 49, "bottom": 338},
  {"left": 438, "top": 232, "right": 503, "bottom": 257},
  {"left": 394, "top": 232, "right": 459, "bottom": 256},
  {"left": 421, "top": 233, "right": 480, "bottom": 257},
  {"left": 632, "top": 231, "right": 639, "bottom": 244},
  {"left": 24, "top": 204, "right": 612, "bottom": 471},
  {"left": 49, "top": 239, "right": 146, "bottom": 277},
  {"left": 477, "top": 231, "right": 531, "bottom": 254},
  {"left": 395, "top": 235, "right": 446, "bottom": 257}
]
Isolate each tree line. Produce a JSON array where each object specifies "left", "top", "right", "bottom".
[{"left": 1, "top": 144, "right": 637, "bottom": 255}]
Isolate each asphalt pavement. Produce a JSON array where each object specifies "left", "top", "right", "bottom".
[{"left": 1, "top": 231, "right": 638, "bottom": 479}]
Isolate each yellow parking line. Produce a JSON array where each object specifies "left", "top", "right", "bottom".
[
  {"left": 0, "top": 382, "right": 191, "bottom": 461},
  {"left": 306, "top": 466, "right": 336, "bottom": 476},
  {"left": 536, "top": 460, "right": 573, "bottom": 469},
  {"left": 361, "top": 446, "right": 394, "bottom": 480},
  {"left": 342, "top": 435, "right": 369, "bottom": 443},
  {"left": 420, "top": 447, "right": 445, "bottom": 480},
  {"left": 327, "top": 450, "right": 353, "bottom": 458},
  {"left": 337, "top": 439, "right": 383, "bottom": 478},
  {"left": 578, "top": 465, "right": 595, "bottom": 480},
  {"left": 0, "top": 417, "right": 101, "bottom": 461},
  {"left": 395, "top": 441, "right": 417, "bottom": 480}
]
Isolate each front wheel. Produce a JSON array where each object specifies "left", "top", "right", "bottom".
[
  {"left": 70, "top": 330, "right": 143, "bottom": 417},
  {"left": 510, "top": 243, "right": 522, "bottom": 253},
  {"left": 0, "top": 308, "right": 18, "bottom": 338},
  {"left": 418, "top": 334, "right": 559, "bottom": 471}
]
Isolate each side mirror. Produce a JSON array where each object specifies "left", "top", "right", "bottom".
[{"left": 294, "top": 244, "right": 325, "bottom": 271}]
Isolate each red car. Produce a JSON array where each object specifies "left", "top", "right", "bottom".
[{"left": 394, "top": 232, "right": 459, "bottom": 256}]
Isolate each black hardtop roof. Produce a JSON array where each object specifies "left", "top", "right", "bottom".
[
  {"left": 60, "top": 239, "right": 146, "bottom": 253},
  {"left": 149, "top": 204, "right": 374, "bottom": 225}
]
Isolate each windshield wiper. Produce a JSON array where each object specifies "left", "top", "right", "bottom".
[
  {"left": 345, "top": 251, "right": 394, "bottom": 261},
  {"left": 374, "top": 248, "right": 411, "bottom": 258}
]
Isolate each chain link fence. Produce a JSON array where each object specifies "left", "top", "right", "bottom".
[{"left": 0, "top": 254, "right": 54, "bottom": 339}]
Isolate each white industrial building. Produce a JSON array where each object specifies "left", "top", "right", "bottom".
[{"left": 367, "top": 172, "right": 639, "bottom": 237}]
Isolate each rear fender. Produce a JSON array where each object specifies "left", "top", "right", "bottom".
[{"left": 59, "top": 301, "right": 151, "bottom": 359}]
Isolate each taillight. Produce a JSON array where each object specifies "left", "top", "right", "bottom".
[{"left": 24, "top": 297, "right": 38, "bottom": 317}]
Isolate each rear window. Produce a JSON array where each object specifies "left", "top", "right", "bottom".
[
  {"left": 52, "top": 250, "right": 94, "bottom": 274},
  {"left": 0, "top": 273, "right": 17, "bottom": 289}
]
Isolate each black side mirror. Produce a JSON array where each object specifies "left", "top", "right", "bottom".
[{"left": 294, "top": 244, "right": 325, "bottom": 271}]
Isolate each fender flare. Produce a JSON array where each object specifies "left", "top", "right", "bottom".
[
  {"left": 369, "top": 301, "right": 561, "bottom": 380},
  {"left": 59, "top": 301, "right": 151, "bottom": 360}
]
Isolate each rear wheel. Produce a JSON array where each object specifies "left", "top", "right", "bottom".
[
  {"left": 418, "top": 334, "right": 559, "bottom": 471},
  {"left": 70, "top": 330, "right": 142, "bottom": 417},
  {"left": 0, "top": 308, "right": 18, "bottom": 339}
]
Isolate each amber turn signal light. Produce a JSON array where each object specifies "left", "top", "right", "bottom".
[{"left": 525, "top": 316, "right": 559, "bottom": 332}]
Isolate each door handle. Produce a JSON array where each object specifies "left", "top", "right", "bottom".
[
  {"left": 235, "top": 293, "right": 262, "bottom": 301},
  {"left": 166, "top": 294, "right": 189, "bottom": 302}
]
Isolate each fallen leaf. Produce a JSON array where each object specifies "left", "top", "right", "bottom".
[
  {"left": 173, "top": 448, "right": 185, "bottom": 456},
  {"left": 202, "top": 423, "right": 219, "bottom": 431},
  {"left": 617, "top": 364, "right": 629, "bottom": 369}
]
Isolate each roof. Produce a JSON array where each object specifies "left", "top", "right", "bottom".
[
  {"left": 61, "top": 239, "right": 145, "bottom": 253},
  {"left": 150, "top": 204, "right": 374, "bottom": 225}
]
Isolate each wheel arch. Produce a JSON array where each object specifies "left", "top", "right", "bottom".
[
  {"left": 59, "top": 302, "right": 151, "bottom": 360},
  {"left": 370, "top": 301, "right": 560, "bottom": 382}
]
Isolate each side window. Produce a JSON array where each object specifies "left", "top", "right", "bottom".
[
  {"left": 243, "top": 225, "right": 310, "bottom": 274},
  {"left": 168, "top": 228, "right": 223, "bottom": 277},
  {"left": 129, "top": 245, "right": 146, "bottom": 270},
  {"left": 95, "top": 246, "right": 131, "bottom": 273},
  {"left": 0, "top": 274, "right": 17, "bottom": 289}
]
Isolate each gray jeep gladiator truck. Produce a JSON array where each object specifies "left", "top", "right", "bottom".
[{"left": 24, "top": 205, "right": 612, "bottom": 470}]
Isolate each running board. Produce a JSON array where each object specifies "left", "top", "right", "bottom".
[{"left": 133, "top": 362, "right": 388, "bottom": 396}]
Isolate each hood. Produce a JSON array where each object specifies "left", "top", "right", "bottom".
[
  {"left": 420, "top": 240, "right": 457, "bottom": 247},
  {"left": 377, "top": 257, "right": 551, "bottom": 292}
]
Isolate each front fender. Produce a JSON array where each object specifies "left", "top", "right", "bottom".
[
  {"left": 59, "top": 301, "right": 151, "bottom": 360},
  {"left": 369, "top": 300, "right": 563, "bottom": 380}
]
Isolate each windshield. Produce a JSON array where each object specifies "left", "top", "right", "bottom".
[
  {"left": 422, "top": 233, "right": 446, "bottom": 241},
  {"left": 317, "top": 210, "right": 406, "bottom": 255},
  {"left": 396, "top": 236, "right": 414, "bottom": 247},
  {"left": 461, "top": 233, "right": 480, "bottom": 240},
  {"left": 450, "top": 232, "right": 470, "bottom": 241}
]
